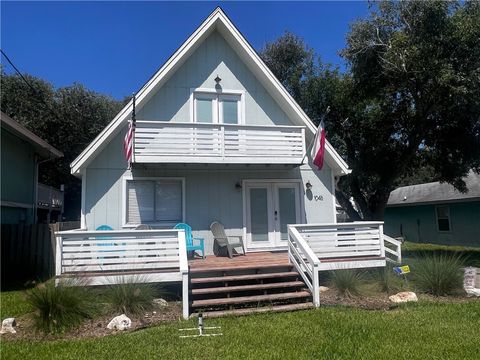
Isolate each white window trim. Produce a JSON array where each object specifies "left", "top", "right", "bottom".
[
  {"left": 435, "top": 205, "right": 451, "bottom": 233},
  {"left": 122, "top": 176, "right": 186, "bottom": 228},
  {"left": 241, "top": 179, "right": 306, "bottom": 253},
  {"left": 189, "top": 87, "right": 245, "bottom": 125}
]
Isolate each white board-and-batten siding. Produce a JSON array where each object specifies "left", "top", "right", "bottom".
[
  {"left": 82, "top": 28, "right": 336, "bottom": 255},
  {"left": 137, "top": 30, "right": 292, "bottom": 126}
]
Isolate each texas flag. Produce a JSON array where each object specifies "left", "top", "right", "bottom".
[{"left": 311, "top": 120, "right": 326, "bottom": 170}]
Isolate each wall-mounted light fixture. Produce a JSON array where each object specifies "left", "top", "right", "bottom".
[
  {"left": 235, "top": 181, "right": 242, "bottom": 190},
  {"left": 215, "top": 75, "right": 222, "bottom": 84},
  {"left": 306, "top": 181, "right": 313, "bottom": 190}
]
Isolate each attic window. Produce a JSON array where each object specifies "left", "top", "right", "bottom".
[
  {"left": 192, "top": 90, "right": 244, "bottom": 124},
  {"left": 436, "top": 205, "right": 451, "bottom": 232}
]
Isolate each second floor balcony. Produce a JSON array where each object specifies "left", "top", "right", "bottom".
[{"left": 133, "top": 121, "right": 306, "bottom": 165}]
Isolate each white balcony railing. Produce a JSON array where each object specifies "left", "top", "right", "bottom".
[{"left": 133, "top": 121, "right": 306, "bottom": 165}]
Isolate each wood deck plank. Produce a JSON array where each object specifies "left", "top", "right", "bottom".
[
  {"left": 199, "top": 302, "right": 315, "bottom": 318},
  {"left": 191, "top": 281, "right": 305, "bottom": 295},
  {"left": 190, "top": 271, "right": 299, "bottom": 284},
  {"left": 191, "top": 290, "right": 311, "bottom": 307}
]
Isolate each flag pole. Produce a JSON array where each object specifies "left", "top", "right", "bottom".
[
  {"left": 131, "top": 93, "right": 136, "bottom": 167},
  {"left": 301, "top": 106, "right": 330, "bottom": 165}
]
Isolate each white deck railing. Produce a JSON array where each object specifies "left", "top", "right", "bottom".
[
  {"left": 133, "top": 120, "right": 306, "bottom": 164},
  {"left": 288, "top": 226, "right": 320, "bottom": 307},
  {"left": 288, "top": 221, "right": 402, "bottom": 307},
  {"left": 55, "top": 229, "right": 189, "bottom": 319},
  {"left": 383, "top": 234, "right": 402, "bottom": 264}
]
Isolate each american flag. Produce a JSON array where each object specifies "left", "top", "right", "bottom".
[
  {"left": 124, "top": 120, "right": 134, "bottom": 166},
  {"left": 311, "top": 120, "right": 326, "bottom": 170},
  {"left": 124, "top": 94, "right": 136, "bottom": 167}
]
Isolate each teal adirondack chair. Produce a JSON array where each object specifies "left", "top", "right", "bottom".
[{"left": 174, "top": 223, "right": 205, "bottom": 259}]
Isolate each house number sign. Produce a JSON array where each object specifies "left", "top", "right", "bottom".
[{"left": 314, "top": 195, "right": 324, "bottom": 201}]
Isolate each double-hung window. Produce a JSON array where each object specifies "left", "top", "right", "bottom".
[
  {"left": 125, "top": 178, "right": 184, "bottom": 226},
  {"left": 192, "top": 90, "right": 243, "bottom": 124},
  {"left": 436, "top": 205, "right": 451, "bottom": 232}
]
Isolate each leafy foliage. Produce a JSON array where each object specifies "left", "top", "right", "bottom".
[
  {"left": 26, "top": 280, "right": 96, "bottom": 334},
  {"left": 261, "top": 0, "right": 480, "bottom": 220},
  {"left": 104, "top": 279, "right": 159, "bottom": 315},
  {"left": 329, "top": 269, "right": 366, "bottom": 297},
  {"left": 0, "top": 68, "right": 123, "bottom": 219},
  {"left": 412, "top": 253, "right": 464, "bottom": 296}
]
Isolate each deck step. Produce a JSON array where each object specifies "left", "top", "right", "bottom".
[
  {"left": 191, "top": 281, "right": 305, "bottom": 295},
  {"left": 199, "top": 302, "right": 315, "bottom": 318},
  {"left": 190, "top": 271, "right": 299, "bottom": 284},
  {"left": 191, "top": 291, "right": 311, "bottom": 307},
  {"left": 189, "top": 262, "right": 292, "bottom": 274}
]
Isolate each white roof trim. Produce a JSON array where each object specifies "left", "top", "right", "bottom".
[{"left": 70, "top": 7, "right": 349, "bottom": 176}]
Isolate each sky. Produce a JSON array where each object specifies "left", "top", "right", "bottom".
[{"left": 1, "top": 1, "right": 370, "bottom": 100}]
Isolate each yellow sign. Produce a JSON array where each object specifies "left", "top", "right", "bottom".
[{"left": 394, "top": 265, "right": 410, "bottom": 275}]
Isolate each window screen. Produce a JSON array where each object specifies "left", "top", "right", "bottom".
[
  {"left": 436, "top": 205, "right": 450, "bottom": 231},
  {"left": 127, "top": 179, "right": 183, "bottom": 225},
  {"left": 222, "top": 99, "right": 238, "bottom": 124},
  {"left": 195, "top": 98, "right": 213, "bottom": 123}
]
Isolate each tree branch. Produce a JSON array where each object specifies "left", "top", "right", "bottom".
[{"left": 335, "top": 189, "right": 362, "bottom": 221}]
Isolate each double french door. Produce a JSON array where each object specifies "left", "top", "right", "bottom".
[{"left": 245, "top": 181, "right": 301, "bottom": 250}]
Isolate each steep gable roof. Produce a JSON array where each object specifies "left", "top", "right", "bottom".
[{"left": 71, "top": 7, "right": 349, "bottom": 176}]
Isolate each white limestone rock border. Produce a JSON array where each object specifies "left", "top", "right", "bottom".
[
  {"left": 153, "top": 298, "right": 168, "bottom": 307},
  {"left": 0, "top": 318, "right": 17, "bottom": 334},
  {"left": 107, "top": 314, "right": 132, "bottom": 331},
  {"left": 389, "top": 291, "right": 418, "bottom": 303},
  {"left": 463, "top": 267, "right": 480, "bottom": 297}
]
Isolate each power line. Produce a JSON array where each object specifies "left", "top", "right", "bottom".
[{"left": 1, "top": 48, "right": 62, "bottom": 122}]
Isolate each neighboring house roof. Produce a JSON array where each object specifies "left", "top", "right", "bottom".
[
  {"left": 387, "top": 171, "right": 480, "bottom": 207},
  {"left": 1, "top": 111, "right": 63, "bottom": 159},
  {"left": 70, "top": 7, "right": 350, "bottom": 176}
]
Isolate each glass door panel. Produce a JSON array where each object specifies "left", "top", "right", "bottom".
[
  {"left": 249, "top": 188, "right": 270, "bottom": 242},
  {"left": 277, "top": 187, "right": 297, "bottom": 241}
]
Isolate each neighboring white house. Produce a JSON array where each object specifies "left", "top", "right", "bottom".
[{"left": 70, "top": 7, "right": 349, "bottom": 255}]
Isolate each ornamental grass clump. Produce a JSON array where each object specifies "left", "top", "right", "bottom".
[
  {"left": 329, "top": 269, "right": 366, "bottom": 297},
  {"left": 104, "top": 278, "right": 159, "bottom": 315},
  {"left": 26, "top": 279, "right": 96, "bottom": 334},
  {"left": 375, "top": 265, "right": 405, "bottom": 294},
  {"left": 413, "top": 253, "right": 464, "bottom": 296}
]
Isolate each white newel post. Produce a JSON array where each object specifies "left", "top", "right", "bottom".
[
  {"left": 55, "top": 234, "right": 62, "bottom": 286},
  {"left": 177, "top": 229, "right": 189, "bottom": 320},
  {"left": 220, "top": 125, "right": 225, "bottom": 160},
  {"left": 313, "top": 263, "right": 320, "bottom": 307},
  {"left": 378, "top": 224, "right": 385, "bottom": 259}
]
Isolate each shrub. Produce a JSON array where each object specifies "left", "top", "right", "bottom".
[
  {"left": 329, "top": 269, "right": 365, "bottom": 297},
  {"left": 412, "top": 253, "right": 464, "bottom": 296},
  {"left": 104, "top": 278, "right": 160, "bottom": 315},
  {"left": 26, "top": 279, "right": 95, "bottom": 334},
  {"left": 374, "top": 265, "right": 405, "bottom": 294}
]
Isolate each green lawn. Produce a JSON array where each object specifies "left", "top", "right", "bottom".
[
  {"left": 1, "top": 300, "right": 479, "bottom": 360},
  {"left": 2, "top": 242, "right": 479, "bottom": 359},
  {"left": 402, "top": 241, "right": 480, "bottom": 267},
  {"left": 0, "top": 290, "right": 32, "bottom": 319}
]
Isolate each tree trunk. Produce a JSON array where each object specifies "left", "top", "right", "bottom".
[{"left": 335, "top": 190, "right": 362, "bottom": 221}]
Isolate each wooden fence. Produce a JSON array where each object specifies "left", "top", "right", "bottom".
[{"left": 1, "top": 221, "right": 80, "bottom": 287}]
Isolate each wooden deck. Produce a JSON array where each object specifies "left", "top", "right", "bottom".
[{"left": 188, "top": 251, "right": 290, "bottom": 273}]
